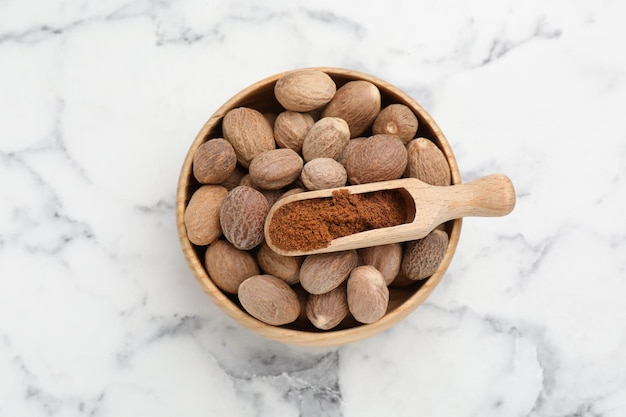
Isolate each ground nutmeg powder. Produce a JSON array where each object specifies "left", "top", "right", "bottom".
[{"left": 268, "top": 189, "right": 408, "bottom": 251}]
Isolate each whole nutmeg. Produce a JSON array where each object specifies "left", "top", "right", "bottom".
[
  {"left": 238, "top": 275, "right": 300, "bottom": 326},
  {"left": 184, "top": 185, "right": 228, "bottom": 246},
  {"left": 336, "top": 137, "right": 367, "bottom": 167},
  {"left": 347, "top": 265, "right": 389, "bottom": 324},
  {"left": 346, "top": 134, "right": 408, "bottom": 184},
  {"left": 274, "top": 111, "right": 315, "bottom": 152},
  {"left": 300, "top": 250, "right": 358, "bottom": 295},
  {"left": 219, "top": 186, "right": 269, "bottom": 250},
  {"left": 358, "top": 243, "right": 402, "bottom": 285},
  {"left": 306, "top": 284, "right": 349, "bottom": 330},
  {"left": 256, "top": 242, "right": 302, "bottom": 285},
  {"left": 372, "top": 104, "right": 419, "bottom": 144},
  {"left": 322, "top": 80, "right": 381, "bottom": 137},
  {"left": 193, "top": 138, "right": 237, "bottom": 184},
  {"left": 274, "top": 70, "right": 337, "bottom": 112},
  {"left": 300, "top": 158, "right": 347, "bottom": 190},
  {"left": 248, "top": 148, "right": 303, "bottom": 190},
  {"left": 222, "top": 107, "right": 276, "bottom": 168},
  {"left": 301, "top": 117, "right": 350, "bottom": 162},
  {"left": 205, "top": 240, "right": 259, "bottom": 294},
  {"left": 405, "top": 138, "right": 451, "bottom": 186},
  {"left": 401, "top": 229, "right": 449, "bottom": 280}
]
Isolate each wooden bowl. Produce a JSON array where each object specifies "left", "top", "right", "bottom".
[{"left": 176, "top": 67, "right": 462, "bottom": 346}]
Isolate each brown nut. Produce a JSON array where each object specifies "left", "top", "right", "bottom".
[
  {"left": 300, "top": 250, "right": 358, "bottom": 295},
  {"left": 219, "top": 186, "right": 269, "bottom": 250},
  {"left": 322, "top": 80, "right": 381, "bottom": 137},
  {"left": 204, "top": 240, "right": 259, "bottom": 294},
  {"left": 372, "top": 104, "right": 419, "bottom": 144},
  {"left": 238, "top": 275, "right": 300, "bottom": 326},
  {"left": 358, "top": 243, "right": 402, "bottom": 285},
  {"left": 336, "top": 137, "right": 367, "bottom": 167},
  {"left": 300, "top": 158, "right": 347, "bottom": 190},
  {"left": 248, "top": 148, "right": 303, "bottom": 190},
  {"left": 405, "top": 138, "right": 451, "bottom": 186},
  {"left": 401, "top": 229, "right": 449, "bottom": 280},
  {"left": 301, "top": 117, "right": 350, "bottom": 162},
  {"left": 274, "top": 111, "right": 315, "bottom": 152},
  {"left": 346, "top": 134, "right": 408, "bottom": 184},
  {"left": 222, "top": 107, "right": 275, "bottom": 168},
  {"left": 256, "top": 242, "right": 302, "bottom": 285},
  {"left": 306, "top": 284, "right": 349, "bottom": 330},
  {"left": 274, "top": 69, "right": 337, "bottom": 112},
  {"left": 347, "top": 265, "right": 389, "bottom": 324},
  {"left": 193, "top": 138, "right": 237, "bottom": 184},
  {"left": 184, "top": 185, "right": 228, "bottom": 246}
]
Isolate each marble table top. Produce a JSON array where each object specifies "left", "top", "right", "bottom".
[{"left": 1, "top": 1, "right": 625, "bottom": 416}]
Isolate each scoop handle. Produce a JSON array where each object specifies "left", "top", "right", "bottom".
[{"left": 433, "top": 174, "right": 516, "bottom": 220}]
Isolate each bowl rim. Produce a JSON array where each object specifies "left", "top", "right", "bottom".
[{"left": 176, "top": 67, "right": 462, "bottom": 347}]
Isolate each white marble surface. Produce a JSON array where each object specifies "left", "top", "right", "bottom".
[{"left": 1, "top": 0, "right": 626, "bottom": 415}]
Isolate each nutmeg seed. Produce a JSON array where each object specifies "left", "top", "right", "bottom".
[
  {"left": 346, "top": 134, "right": 408, "bottom": 184},
  {"left": 322, "top": 80, "right": 381, "bottom": 137},
  {"left": 358, "top": 243, "right": 402, "bottom": 285},
  {"left": 193, "top": 138, "right": 237, "bottom": 184},
  {"left": 256, "top": 242, "right": 302, "bottom": 285},
  {"left": 184, "top": 185, "right": 228, "bottom": 246},
  {"left": 306, "top": 284, "right": 349, "bottom": 330},
  {"left": 274, "top": 70, "right": 337, "bottom": 112},
  {"left": 336, "top": 137, "right": 367, "bottom": 167},
  {"left": 300, "top": 250, "right": 358, "bottom": 295},
  {"left": 238, "top": 275, "right": 300, "bottom": 326},
  {"left": 301, "top": 117, "right": 350, "bottom": 162},
  {"left": 248, "top": 148, "right": 303, "bottom": 190},
  {"left": 405, "top": 138, "right": 451, "bottom": 186},
  {"left": 401, "top": 229, "right": 449, "bottom": 280},
  {"left": 372, "top": 104, "right": 419, "bottom": 144},
  {"left": 347, "top": 265, "right": 389, "bottom": 324},
  {"left": 223, "top": 107, "right": 276, "bottom": 168},
  {"left": 219, "top": 186, "right": 269, "bottom": 250},
  {"left": 300, "top": 158, "right": 347, "bottom": 190},
  {"left": 274, "top": 111, "right": 315, "bottom": 152},
  {"left": 205, "top": 240, "right": 259, "bottom": 294}
]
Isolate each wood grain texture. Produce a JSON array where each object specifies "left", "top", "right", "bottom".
[{"left": 176, "top": 67, "right": 464, "bottom": 346}]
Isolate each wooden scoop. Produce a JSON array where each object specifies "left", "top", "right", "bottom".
[{"left": 264, "top": 174, "right": 516, "bottom": 256}]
